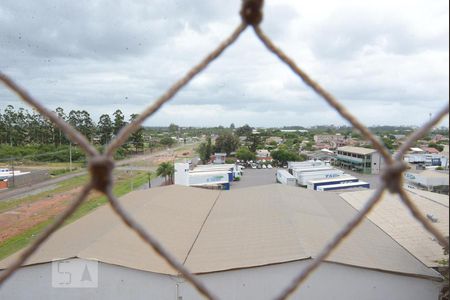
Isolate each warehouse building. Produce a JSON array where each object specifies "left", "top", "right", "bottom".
[
  {"left": 212, "top": 153, "right": 227, "bottom": 164},
  {"left": 404, "top": 152, "right": 448, "bottom": 168},
  {"left": 174, "top": 163, "right": 242, "bottom": 190},
  {"left": 0, "top": 185, "right": 445, "bottom": 300},
  {"left": 336, "top": 146, "right": 385, "bottom": 174},
  {"left": 404, "top": 169, "right": 449, "bottom": 193}
]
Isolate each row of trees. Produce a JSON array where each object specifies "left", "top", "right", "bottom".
[{"left": 0, "top": 106, "right": 145, "bottom": 152}]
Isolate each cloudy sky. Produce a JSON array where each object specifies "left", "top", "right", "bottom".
[{"left": 0, "top": 0, "right": 448, "bottom": 127}]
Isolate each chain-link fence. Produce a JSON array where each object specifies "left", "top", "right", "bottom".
[{"left": 0, "top": 1, "right": 448, "bottom": 299}]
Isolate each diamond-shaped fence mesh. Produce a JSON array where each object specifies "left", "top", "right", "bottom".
[{"left": 0, "top": 1, "right": 448, "bottom": 299}]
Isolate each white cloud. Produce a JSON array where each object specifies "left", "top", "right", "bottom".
[{"left": 0, "top": 0, "right": 448, "bottom": 127}]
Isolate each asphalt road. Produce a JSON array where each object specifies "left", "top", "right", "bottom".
[
  {"left": 0, "top": 170, "right": 87, "bottom": 201},
  {"left": 0, "top": 144, "right": 193, "bottom": 202},
  {"left": 232, "top": 168, "right": 278, "bottom": 189}
]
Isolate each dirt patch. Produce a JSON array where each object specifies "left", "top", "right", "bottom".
[{"left": 0, "top": 187, "right": 99, "bottom": 243}]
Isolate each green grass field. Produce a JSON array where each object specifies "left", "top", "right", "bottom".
[{"left": 0, "top": 171, "right": 151, "bottom": 260}]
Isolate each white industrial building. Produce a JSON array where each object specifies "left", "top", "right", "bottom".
[
  {"left": 213, "top": 153, "right": 227, "bottom": 164},
  {"left": 293, "top": 168, "right": 345, "bottom": 186},
  {"left": 287, "top": 160, "right": 327, "bottom": 171},
  {"left": 404, "top": 152, "right": 449, "bottom": 167},
  {"left": 286, "top": 160, "right": 369, "bottom": 191},
  {"left": 404, "top": 169, "right": 449, "bottom": 191},
  {"left": 174, "top": 163, "right": 243, "bottom": 190},
  {"left": 0, "top": 185, "right": 446, "bottom": 300}
]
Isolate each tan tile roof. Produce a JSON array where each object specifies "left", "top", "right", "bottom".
[
  {"left": 337, "top": 146, "right": 377, "bottom": 155},
  {"left": 0, "top": 185, "right": 440, "bottom": 279},
  {"left": 341, "top": 189, "right": 449, "bottom": 268}
]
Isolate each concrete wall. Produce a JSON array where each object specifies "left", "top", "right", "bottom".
[
  {"left": 0, "top": 259, "right": 442, "bottom": 300},
  {"left": 371, "top": 152, "right": 386, "bottom": 175},
  {"left": 8, "top": 170, "right": 50, "bottom": 188},
  {"left": 174, "top": 163, "right": 190, "bottom": 186}
]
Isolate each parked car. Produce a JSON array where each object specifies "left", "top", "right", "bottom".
[{"left": 267, "top": 164, "right": 273, "bottom": 169}]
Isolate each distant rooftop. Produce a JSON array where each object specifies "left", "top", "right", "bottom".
[{"left": 337, "top": 146, "right": 377, "bottom": 155}]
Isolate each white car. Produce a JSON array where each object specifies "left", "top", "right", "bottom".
[
  {"left": 267, "top": 164, "right": 273, "bottom": 169},
  {"left": 262, "top": 165, "right": 267, "bottom": 169}
]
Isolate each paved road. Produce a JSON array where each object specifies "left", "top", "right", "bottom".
[
  {"left": 0, "top": 144, "right": 194, "bottom": 202},
  {"left": 0, "top": 171, "right": 87, "bottom": 201}
]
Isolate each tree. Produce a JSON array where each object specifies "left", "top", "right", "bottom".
[
  {"left": 68, "top": 110, "right": 94, "bottom": 140},
  {"left": 129, "top": 114, "right": 144, "bottom": 153},
  {"left": 113, "top": 109, "right": 126, "bottom": 135},
  {"left": 235, "top": 124, "right": 253, "bottom": 137},
  {"left": 3, "top": 105, "right": 16, "bottom": 146},
  {"left": 97, "top": 114, "right": 113, "bottom": 145},
  {"left": 236, "top": 147, "right": 256, "bottom": 162},
  {"left": 0, "top": 110, "right": 5, "bottom": 144},
  {"left": 248, "top": 134, "right": 261, "bottom": 152},
  {"left": 215, "top": 132, "right": 240, "bottom": 155},
  {"left": 156, "top": 162, "right": 175, "bottom": 184},
  {"left": 230, "top": 123, "right": 235, "bottom": 130},
  {"left": 68, "top": 110, "right": 81, "bottom": 130},
  {"left": 197, "top": 137, "right": 213, "bottom": 164},
  {"left": 197, "top": 143, "right": 209, "bottom": 164},
  {"left": 303, "top": 142, "right": 315, "bottom": 151},
  {"left": 428, "top": 142, "right": 444, "bottom": 152},
  {"left": 80, "top": 110, "right": 95, "bottom": 141},
  {"left": 169, "top": 123, "right": 179, "bottom": 133},
  {"left": 55, "top": 107, "right": 67, "bottom": 146},
  {"left": 205, "top": 136, "right": 213, "bottom": 158},
  {"left": 382, "top": 137, "right": 395, "bottom": 150},
  {"left": 160, "top": 136, "right": 175, "bottom": 147},
  {"left": 271, "top": 149, "right": 301, "bottom": 166}
]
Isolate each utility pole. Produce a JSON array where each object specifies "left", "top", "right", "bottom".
[{"left": 69, "top": 142, "right": 73, "bottom": 172}]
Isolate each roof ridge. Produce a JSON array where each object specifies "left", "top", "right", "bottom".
[{"left": 181, "top": 190, "right": 223, "bottom": 267}]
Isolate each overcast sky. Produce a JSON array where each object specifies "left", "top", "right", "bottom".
[{"left": 0, "top": 0, "right": 448, "bottom": 127}]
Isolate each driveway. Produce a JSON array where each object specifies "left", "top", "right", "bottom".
[{"left": 232, "top": 168, "right": 278, "bottom": 189}]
